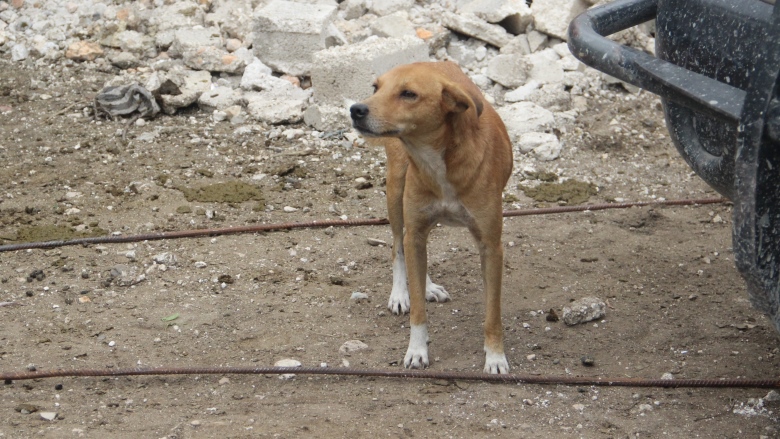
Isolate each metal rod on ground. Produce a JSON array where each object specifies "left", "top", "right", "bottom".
[
  {"left": 0, "top": 197, "right": 728, "bottom": 253},
  {"left": 2, "top": 366, "right": 778, "bottom": 389}
]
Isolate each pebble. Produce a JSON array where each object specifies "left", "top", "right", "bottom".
[
  {"left": 193, "top": 261, "right": 208, "bottom": 268},
  {"left": 218, "top": 377, "right": 230, "bottom": 385},
  {"left": 339, "top": 339, "right": 369, "bottom": 354},
  {"left": 39, "top": 412, "right": 57, "bottom": 421},
  {"left": 283, "top": 206, "right": 299, "bottom": 212},
  {"left": 366, "top": 238, "right": 387, "bottom": 246},
  {"left": 580, "top": 355, "right": 595, "bottom": 367},
  {"left": 350, "top": 291, "right": 369, "bottom": 302},
  {"left": 660, "top": 372, "right": 674, "bottom": 380}
]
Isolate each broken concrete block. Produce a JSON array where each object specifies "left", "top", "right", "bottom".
[
  {"left": 205, "top": 0, "right": 254, "bottom": 40},
  {"left": 369, "top": 0, "right": 414, "bottom": 16},
  {"left": 253, "top": 0, "right": 339, "bottom": 76},
  {"left": 100, "top": 30, "right": 151, "bottom": 54},
  {"left": 150, "top": 1, "right": 206, "bottom": 32},
  {"left": 486, "top": 53, "right": 529, "bottom": 88},
  {"left": 527, "top": 30, "right": 549, "bottom": 53},
  {"left": 497, "top": 101, "right": 555, "bottom": 144},
  {"left": 183, "top": 46, "right": 248, "bottom": 73},
  {"left": 447, "top": 39, "right": 482, "bottom": 67},
  {"left": 526, "top": 49, "right": 564, "bottom": 84},
  {"left": 504, "top": 79, "right": 540, "bottom": 102},
  {"left": 303, "top": 104, "right": 350, "bottom": 131},
  {"left": 531, "top": 0, "right": 590, "bottom": 41},
  {"left": 518, "top": 132, "right": 562, "bottom": 161},
  {"left": 240, "top": 58, "right": 276, "bottom": 90},
  {"left": 310, "top": 35, "right": 429, "bottom": 107},
  {"left": 500, "top": 34, "right": 531, "bottom": 55},
  {"left": 197, "top": 86, "right": 243, "bottom": 112},
  {"left": 458, "top": 0, "right": 532, "bottom": 35},
  {"left": 441, "top": 11, "right": 512, "bottom": 47},
  {"left": 562, "top": 297, "right": 606, "bottom": 325},
  {"left": 168, "top": 27, "right": 222, "bottom": 59},
  {"left": 371, "top": 11, "right": 417, "bottom": 38},
  {"left": 149, "top": 69, "right": 212, "bottom": 115},
  {"left": 341, "top": 0, "right": 367, "bottom": 20},
  {"left": 245, "top": 85, "right": 312, "bottom": 124}
]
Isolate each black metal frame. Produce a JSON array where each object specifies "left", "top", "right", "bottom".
[{"left": 568, "top": 0, "right": 780, "bottom": 332}]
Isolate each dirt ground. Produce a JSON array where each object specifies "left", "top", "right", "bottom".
[{"left": 0, "top": 58, "right": 778, "bottom": 438}]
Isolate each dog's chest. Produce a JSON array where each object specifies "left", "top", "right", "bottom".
[{"left": 406, "top": 146, "right": 473, "bottom": 227}]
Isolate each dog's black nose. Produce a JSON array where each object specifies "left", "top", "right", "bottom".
[{"left": 350, "top": 103, "right": 369, "bottom": 121}]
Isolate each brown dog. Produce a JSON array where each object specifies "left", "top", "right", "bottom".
[{"left": 349, "top": 61, "right": 513, "bottom": 373}]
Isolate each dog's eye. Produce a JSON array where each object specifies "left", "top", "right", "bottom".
[
  {"left": 371, "top": 83, "right": 378, "bottom": 94},
  {"left": 400, "top": 90, "right": 417, "bottom": 99}
]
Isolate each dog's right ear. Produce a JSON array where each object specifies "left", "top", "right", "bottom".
[{"left": 441, "top": 82, "right": 484, "bottom": 117}]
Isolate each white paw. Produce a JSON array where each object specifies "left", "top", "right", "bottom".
[
  {"left": 403, "top": 325, "right": 429, "bottom": 369},
  {"left": 425, "top": 275, "right": 451, "bottom": 303},
  {"left": 484, "top": 349, "right": 510, "bottom": 374},
  {"left": 387, "top": 285, "right": 410, "bottom": 315}
]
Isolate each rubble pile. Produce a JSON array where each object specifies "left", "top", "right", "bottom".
[{"left": 0, "top": 0, "right": 655, "bottom": 161}]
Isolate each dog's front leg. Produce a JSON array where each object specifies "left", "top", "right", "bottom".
[
  {"left": 403, "top": 226, "right": 431, "bottom": 369},
  {"left": 479, "top": 234, "right": 510, "bottom": 374}
]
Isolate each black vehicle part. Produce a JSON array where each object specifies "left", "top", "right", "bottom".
[{"left": 568, "top": 0, "right": 780, "bottom": 332}]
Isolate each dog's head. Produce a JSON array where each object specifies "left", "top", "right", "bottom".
[{"left": 350, "top": 62, "right": 483, "bottom": 140}]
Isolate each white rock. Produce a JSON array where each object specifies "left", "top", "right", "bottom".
[
  {"left": 531, "top": 134, "right": 562, "bottom": 161},
  {"left": 370, "top": 11, "right": 416, "bottom": 38},
  {"left": 531, "top": 0, "right": 590, "bottom": 41},
  {"left": 11, "top": 43, "right": 28, "bottom": 61},
  {"left": 504, "top": 80, "right": 541, "bottom": 102},
  {"left": 527, "top": 30, "right": 548, "bottom": 53},
  {"left": 497, "top": 102, "right": 556, "bottom": 143},
  {"left": 458, "top": 0, "right": 532, "bottom": 35},
  {"left": 517, "top": 132, "right": 557, "bottom": 154},
  {"left": 198, "top": 86, "right": 243, "bottom": 112},
  {"left": 562, "top": 297, "right": 606, "bottom": 326},
  {"left": 245, "top": 85, "right": 312, "bottom": 124},
  {"left": 339, "top": 339, "right": 369, "bottom": 354},
  {"left": 526, "top": 49, "right": 564, "bottom": 84},
  {"left": 39, "top": 412, "right": 57, "bottom": 421},
  {"left": 350, "top": 291, "right": 370, "bottom": 302},
  {"left": 283, "top": 206, "right": 299, "bottom": 212},
  {"left": 441, "top": 11, "right": 512, "bottom": 48},
  {"left": 486, "top": 54, "right": 529, "bottom": 88},
  {"left": 369, "top": 0, "right": 414, "bottom": 16}
]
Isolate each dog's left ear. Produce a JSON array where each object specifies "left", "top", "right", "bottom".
[{"left": 442, "top": 82, "right": 484, "bottom": 117}]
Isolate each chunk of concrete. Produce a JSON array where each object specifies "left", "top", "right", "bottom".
[
  {"left": 149, "top": 1, "right": 206, "bottom": 32},
  {"left": 303, "top": 104, "right": 350, "bottom": 131},
  {"left": 369, "top": 0, "right": 414, "bottom": 16},
  {"left": 518, "top": 132, "right": 561, "bottom": 161},
  {"left": 441, "top": 11, "right": 512, "bottom": 48},
  {"left": 148, "top": 69, "right": 213, "bottom": 115},
  {"left": 183, "top": 46, "right": 248, "bottom": 73},
  {"left": 458, "top": 0, "right": 532, "bottom": 35},
  {"left": 531, "top": 0, "right": 590, "bottom": 41},
  {"left": 311, "top": 35, "right": 429, "bottom": 107},
  {"left": 562, "top": 297, "right": 606, "bottom": 326},
  {"left": 168, "top": 27, "right": 222, "bottom": 58},
  {"left": 253, "top": 0, "right": 339, "bottom": 76},
  {"left": 198, "top": 86, "right": 243, "bottom": 112},
  {"left": 371, "top": 11, "right": 417, "bottom": 38},
  {"left": 526, "top": 49, "right": 565, "bottom": 84},
  {"left": 245, "top": 85, "right": 312, "bottom": 124},
  {"left": 497, "top": 101, "right": 556, "bottom": 144},
  {"left": 341, "top": 0, "right": 367, "bottom": 20},
  {"left": 486, "top": 53, "right": 529, "bottom": 88},
  {"left": 500, "top": 34, "right": 531, "bottom": 55}
]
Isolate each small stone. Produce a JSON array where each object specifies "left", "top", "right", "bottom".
[
  {"left": 26, "top": 363, "right": 36, "bottom": 372},
  {"left": 366, "top": 238, "right": 387, "bottom": 246},
  {"left": 562, "top": 297, "right": 606, "bottom": 326},
  {"left": 15, "top": 403, "right": 39, "bottom": 414},
  {"left": 350, "top": 292, "right": 370, "bottom": 302},
  {"left": 765, "top": 390, "right": 780, "bottom": 402},
  {"left": 580, "top": 355, "right": 595, "bottom": 367},
  {"left": 65, "top": 41, "right": 104, "bottom": 62},
  {"left": 39, "top": 412, "right": 57, "bottom": 421},
  {"left": 190, "top": 419, "right": 202, "bottom": 427},
  {"left": 526, "top": 354, "right": 536, "bottom": 361},
  {"left": 660, "top": 372, "right": 674, "bottom": 380},
  {"left": 340, "top": 339, "right": 369, "bottom": 354},
  {"left": 283, "top": 206, "right": 299, "bottom": 212},
  {"left": 218, "top": 377, "right": 230, "bottom": 385},
  {"left": 546, "top": 308, "right": 559, "bottom": 322},
  {"left": 78, "top": 296, "right": 91, "bottom": 304},
  {"left": 108, "top": 341, "right": 116, "bottom": 347},
  {"left": 194, "top": 261, "right": 208, "bottom": 268}
]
